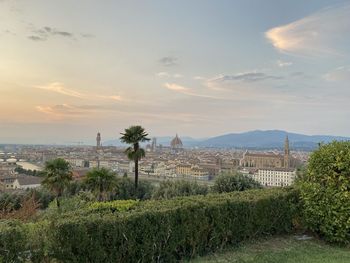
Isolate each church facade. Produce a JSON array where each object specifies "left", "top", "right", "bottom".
[{"left": 240, "top": 136, "right": 291, "bottom": 169}]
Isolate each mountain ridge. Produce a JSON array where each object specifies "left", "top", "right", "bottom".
[{"left": 103, "top": 130, "right": 350, "bottom": 150}]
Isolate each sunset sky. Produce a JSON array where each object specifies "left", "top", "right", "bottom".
[{"left": 1, "top": 0, "right": 350, "bottom": 144}]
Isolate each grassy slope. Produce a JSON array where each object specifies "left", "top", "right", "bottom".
[{"left": 190, "top": 236, "right": 350, "bottom": 263}]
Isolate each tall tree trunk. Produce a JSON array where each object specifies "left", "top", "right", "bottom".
[
  {"left": 56, "top": 194, "right": 61, "bottom": 208},
  {"left": 135, "top": 159, "right": 138, "bottom": 190}
]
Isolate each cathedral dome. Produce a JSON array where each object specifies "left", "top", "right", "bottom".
[{"left": 171, "top": 134, "right": 183, "bottom": 148}]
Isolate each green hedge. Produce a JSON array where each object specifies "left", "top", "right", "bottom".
[
  {"left": 50, "top": 188, "right": 298, "bottom": 262},
  {"left": 0, "top": 188, "right": 299, "bottom": 262}
]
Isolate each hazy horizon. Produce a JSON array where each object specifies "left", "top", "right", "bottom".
[{"left": 1, "top": 0, "right": 350, "bottom": 144}]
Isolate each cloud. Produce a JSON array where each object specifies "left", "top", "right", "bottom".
[
  {"left": 28, "top": 35, "right": 45, "bottom": 41},
  {"left": 164, "top": 83, "right": 189, "bottom": 92},
  {"left": 157, "top": 72, "right": 170, "bottom": 77},
  {"left": 156, "top": 72, "right": 183, "bottom": 78},
  {"left": 98, "top": 95, "right": 123, "bottom": 101},
  {"left": 34, "top": 82, "right": 85, "bottom": 98},
  {"left": 277, "top": 60, "right": 293, "bottom": 67},
  {"left": 26, "top": 25, "right": 93, "bottom": 42},
  {"left": 163, "top": 82, "right": 225, "bottom": 100},
  {"left": 34, "top": 82, "right": 123, "bottom": 101},
  {"left": 35, "top": 104, "right": 86, "bottom": 118},
  {"left": 159, "top": 56, "right": 177, "bottom": 66},
  {"left": 265, "top": 4, "right": 350, "bottom": 56},
  {"left": 208, "top": 72, "right": 282, "bottom": 84},
  {"left": 324, "top": 66, "right": 350, "bottom": 81},
  {"left": 81, "top": 33, "right": 95, "bottom": 38},
  {"left": 28, "top": 26, "right": 75, "bottom": 41}
]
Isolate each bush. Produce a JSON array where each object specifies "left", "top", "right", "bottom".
[
  {"left": 113, "top": 177, "right": 154, "bottom": 200},
  {"left": 0, "top": 220, "right": 27, "bottom": 262},
  {"left": 152, "top": 180, "right": 208, "bottom": 200},
  {"left": 0, "top": 188, "right": 299, "bottom": 262},
  {"left": 49, "top": 188, "right": 298, "bottom": 262},
  {"left": 0, "top": 188, "right": 55, "bottom": 213},
  {"left": 300, "top": 141, "right": 350, "bottom": 244},
  {"left": 212, "top": 172, "right": 262, "bottom": 193},
  {"left": 41, "top": 193, "right": 92, "bottom": 220},
  {"left": 0, "top": 220, "right": 50, "bottom": 262},
  {"left": 88, "top": 200, "right": 139, "bottom": 213}
]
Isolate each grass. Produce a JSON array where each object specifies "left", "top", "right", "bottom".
[{"left": 190, "top": 235, "right": 350, "bottom": 263}]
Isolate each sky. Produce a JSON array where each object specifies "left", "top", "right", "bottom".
[{"left": 0, "top": 0, "right": 350, "bottom": 144}]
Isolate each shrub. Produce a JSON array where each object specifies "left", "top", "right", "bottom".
[
  {"left": 300, "top": 141, "right": 350, "bottom": 244},
  {"left": 212, "top": 172, "right": 262, "bottom": 193},
  {"left": 49, "top": 188, "right": 298, "bottom": 262},
  {"left": 0, "top": 220, "right": 27, "bottom": 262},
  {"left": 0, "top": 188, "right": 299, "bottom": 262},
  {"left": 88, "top": 200, "right": 139, "bottom": 213},
  {"left": 152, "top": 180, "right": 208, "bottom": 200},
  {"left": 113, "top": 177, "right": 154, "bottom": 200},
  {"left": 41, "top": 194, "right": 91, "bottom": 220},
  {"left": 0, "top": 188, "right": 55, "bottom": 214}
]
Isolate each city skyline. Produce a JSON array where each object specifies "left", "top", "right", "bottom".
[{"left": 1, "top": 0, "right": 350, "bottom": 144}]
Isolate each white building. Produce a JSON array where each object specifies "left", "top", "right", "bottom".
[
  {"left": 1, "top": 176, "right": 42, "bottom": 190},
  {"left": 13, "top": 176, "right": 42, "bottom": 189},
  {"left": 251, "top": 168, "right": 296, "bottom": 187},
  {"left": 153, "top": 162, "right": 176, "bottom": 177},
  {"left": 65, "top": 158, "right": 85, "bottom": 168}
]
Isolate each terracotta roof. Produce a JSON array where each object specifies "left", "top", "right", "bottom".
[
  {"left": 15, "top": 176, "right": 42, "bottom": 185},
  {"left": 244, "top": 153, "right": 283, "bottom": 158}
]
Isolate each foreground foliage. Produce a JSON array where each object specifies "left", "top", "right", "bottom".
[
  {"left": 152, "top": 180, "right": 209, "bottom": 200},
  {"left": 300, "top": 141, "right": 350, "bottom": 244},
  {"left": 84, "top": 168, "right": 117, "bottom": 201},
  {"left": 41, "top": 158, "right": 73, "bottom": 208},
  {"left": 0, "top": 188, "right": 299, "bottom": 262},
  {"left": 212, "top": 172, "right": 262, "bottom": 193}
]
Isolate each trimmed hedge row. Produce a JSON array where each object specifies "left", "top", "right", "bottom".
[{"left": 0, "top": 188, "right": 299, "bottom": 262}]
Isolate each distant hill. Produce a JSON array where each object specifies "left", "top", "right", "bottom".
[
  {"left": 196, "top": 130, "right": 350, "bottom": 150},
  {"left": 103, "top": 136, "right": 200, "bottom": 147},
  {"left": 103, "top": 130, "right": 349, "bottom": 151}
]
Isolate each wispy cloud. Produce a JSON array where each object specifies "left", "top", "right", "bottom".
[
  {"left": 159, "top": 56, "right": 178, "bottom": 66},
  {"left": 208, "top": 72, "right": 282, "bottom": 84},
  {"left": 28, "top": 26, "right": 75, "bottom": 41},
  {"left": 164, "top": 82, "right": 225, "bottom": 100},
  {"left": 25, "top": 25, "right": 94, "bottom": 42},
  {"left": 324, "top": 66, "right": 350, "bottom": 81},
  {"left": 164, "top": 83, "right": 189, "bottom": 92},
  {"left": 265, "top": 4, "right": 350, "bottom": 56},
  {"left": 277, "top": 60, "right": 292, "bottom": 67},
  {"left": 34, "top": 82, "right": 84, "bottom": 98},
  {"left": 156, "top": 72, "right": 183, "bottom": 78},
  {"left": 34, "top": 82, "right": 123, "bottom": 101},
  {"left": 98, "top": 95, "right": 123, "bottom": 101},
  {"left": 35, "top": 104, "right": 85, "bottom": 118}
]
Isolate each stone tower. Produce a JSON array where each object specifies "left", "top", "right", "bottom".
[
  {"left": 96, "top": 132, "right": 101, "bottom": 148},
  {"left": 284, "top": 135, "right": 290, "bottom": 168}
]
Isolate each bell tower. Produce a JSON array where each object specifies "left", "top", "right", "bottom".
[
  {"left": 96, "top": 132, "right": 101, "bottom": 149},
  {"left": 284, "top": 135, "right": 290, "bottom": 168}
]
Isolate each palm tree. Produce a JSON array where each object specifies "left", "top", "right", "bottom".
[
  {"left": 120, "top": 125, "right": 150, "bottom": 189},
  {"left": 84, "top": 168, "right": 117, "bottom": 201},
  {"left": 42, "top": 158, "right": 72, "bottom": 208}
]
